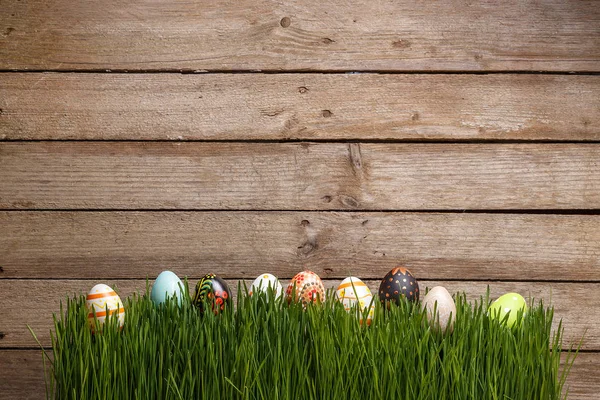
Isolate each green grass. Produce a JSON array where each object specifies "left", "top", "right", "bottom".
[{"left": 32, "top": 283, "right": 578, "bottom": 400}]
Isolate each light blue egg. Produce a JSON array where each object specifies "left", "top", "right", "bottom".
[{"left": 151, "top": 271, "right": 185, "bottom": 305}]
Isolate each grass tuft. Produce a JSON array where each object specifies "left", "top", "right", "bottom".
[{"left": 35, "top": 284, "right": 577, "bottom": 399}]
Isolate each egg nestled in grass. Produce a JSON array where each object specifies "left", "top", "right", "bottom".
[
  {"left": 151, "top": 271, "right": 185, "bottom": 305},
  {"left": 488, "top": 292, "right": 527, "bottom": 328},
  {"left": 249, "top": 273, "right": 283, "bottom": 299},
  {"left": 336, "top": 276, "right": 374, "bottom": 325},
  {"left": 192, "top": 274, "right": 232, "bottom": 314},
  {"left": 378, "top": 267, "right": 419, "bottom": 305},
  {"left": 286, "top": 270, "right": 326, "bottom": 305},
  {"left": 422, "top": 286, "right": 456, "bottom": 333},
  {"left": 86, "top": 284, "right": 125, "bottom": 332}
]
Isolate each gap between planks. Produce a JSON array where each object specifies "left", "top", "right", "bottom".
[{"left": 2, "top": 70, "right": 600, "bottom": 75}]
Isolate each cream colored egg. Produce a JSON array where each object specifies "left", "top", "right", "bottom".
[
  {"left": 86, "top": 284, "right": 125, "bottom": 332},
  {"left": 249, "top": 273, "right": 283, "bottom": 298},
  {"left": 422, "top": 286, "right": 456, "bottom": 333},
  {"left": 336, "top": 277, "right": 374, "bottom": 325},
  {"left": 336, "top": 277, "right": 372, "bottom": 311},
  {"left": 357, "top": 294, "right": 375, "bottom": 326}
]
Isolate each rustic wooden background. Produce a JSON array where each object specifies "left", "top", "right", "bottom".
[{"left": 1, "top": 1, "right": 599, "bottom": 398}]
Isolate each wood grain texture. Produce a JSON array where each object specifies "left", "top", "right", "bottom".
[
  {"left": 0, "top": 280, "right": 597, "bottom": 349},
  {"left": 1, "top": 73, "right": 599, "bottom": 141},
  {"left": 0, "top": 350, "right": 50, "bottom": 400},
  {"left": 1, "top": 211, "right": 599, "bottom": 281},
  {"left": 0, "top": 350, "right": 597, "bottom": 400},
  {"left": 1, "top": 1, "right": 599, "bottom": 71},
  {"left": 1, "top": 142, "right": 599, "bottom": 210}
]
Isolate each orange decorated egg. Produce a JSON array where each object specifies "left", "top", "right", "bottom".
[
  {"left": 86, "top": 284, "right": 125, "bottom": 332},
  {"left": 286, "top": 270, "right": 326, "bottom": 305},
  {"left": 336, "top": 277, "right": 374, "bottom": 325}
]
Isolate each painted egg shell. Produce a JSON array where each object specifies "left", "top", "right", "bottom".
[
  {"left": 489, "top": 292, "right": 527, "bottom": 328},
  {"left": 336, "top": 277, "right": 374, "bottom": 325},
  {"left": 336, "top": 277, "right": 372, "bottom": 311},
  {"left": 86, "top": 284, "right": 125, "bottom": 332},
  {"left": 151, "top": 271, "right": 185, "bottom": 305},
  {"left": 378, "top": 267, "right": 419, "bottom": 305},
  {"left": 192, "top": 274, "right": 232, "bottom": 314},
  {"left": 249, "top": 273, "right": 283, "bottom": 298},
  {"left": 422, "top": 286, "right": 456, "bottom": 333},
  {"left": 359, "top": 295, "right": 375, "bottom": 326},
  {"left": 286, "top": 270, "right": 326, "bottom": 305}
]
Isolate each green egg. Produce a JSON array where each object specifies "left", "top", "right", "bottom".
[{"left": 488, "top": 292, "right": 527, "bottom": 328}]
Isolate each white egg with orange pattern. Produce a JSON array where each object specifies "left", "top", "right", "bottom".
[{"left": 86, "top": 284, "right": 125, "bottom": 332}]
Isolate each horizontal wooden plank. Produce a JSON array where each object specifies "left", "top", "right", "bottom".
[
  {"left": 1, "top": 74, "right": 598, "bottom": 141},
  {"left": 1, "top": 1, "right": 599, "bottom": 71},
  {"left": 0, "top": 350, "right": 597, "bottom": 400},
  {"left": 563, "top": 352, "right": 600, "bottom": 400},
  {"left": 1, "top": 143, "right": 599, "bottom": 210},
  {"left": 1, "top": 212, "right": 599, "bottom": 281},
  {"left": 0, "top": 350, "right": 49, "bottom": 400},
  {"left": 0, "top": 280, "right": 597, "bottom": 350}
]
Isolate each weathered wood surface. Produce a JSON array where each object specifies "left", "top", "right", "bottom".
[
  {"left": 2, "top": 142, "right": 599, "bottom": 210},
  {"left": 0, "top": 280, "right": 596, "bottom": 350},
  {"left": 1, "top": 212, "right": 599, "bottom": 281},
  {"left": 1, "top": 349, "right": 597, "bottom": 400},
  {"left": 1, "top": 73, "right": 599, "bottom": 141},
  {"left": 0, "top": 350, "right": 50, "bottom": 400},
  {"left": 1, "top": 1, "right": 599, "bottom": 72}
]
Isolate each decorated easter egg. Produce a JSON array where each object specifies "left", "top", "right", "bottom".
[
  {"left": 192, "top": 274, "right": 232, "bottom": 314},
  {"left": 336, "top": 277, "right": 374, "bottom": 325},
  {"left": 86, "top": 284, "right": 125, "bottom": 332},
  {"left": 488, "top": 292, "right": 527, "bottom": 328},
  {"left": 286, "top": 270, "right": 326, "bottom": 305},
  {"left": 378, "top": 267, "right": 419, "bottom": 305},
  {"left": 249, "top": 273, "right": 283, "bottom": 298},
  {"left": 336, "top": 277, "right": 372, "bottom": 309},
  {"left": 151, "top": 271, "right": 185, "bottom": 305},
  {"left": 422, "top": 286, "right": 456, "bottom": 333}
]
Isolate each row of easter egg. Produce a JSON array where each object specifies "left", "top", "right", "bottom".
[
  {"left": 376, "top": 267, "right": 528, "bottom": 331},
  {"left": 149, "top": 268, "right": 528, "bottom": 330},
  {"left": 85, "top": 268, "right": 527, "bottom": 332},
  {"left": 84, "top": 270, "right": 317, "bottom": 331}
]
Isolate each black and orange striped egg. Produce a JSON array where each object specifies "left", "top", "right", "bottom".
[
  {"left": 378, "top": 267, "right": 419, "bottom": 304},
  {"left": 192, "top": 274, "right": 232, "bottom": 314}
]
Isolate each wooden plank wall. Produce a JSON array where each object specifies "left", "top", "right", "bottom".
[{"left": 1, "top": 1, "right": 599, "bottom": 398}]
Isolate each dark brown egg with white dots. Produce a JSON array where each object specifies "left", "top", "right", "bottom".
[{"left": 379, "top": 267, "right": 419, "bottom": 305}]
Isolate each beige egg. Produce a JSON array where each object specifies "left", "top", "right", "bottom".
[{"left": 422, "top": 286, "right": 456, "bottom": 333}]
